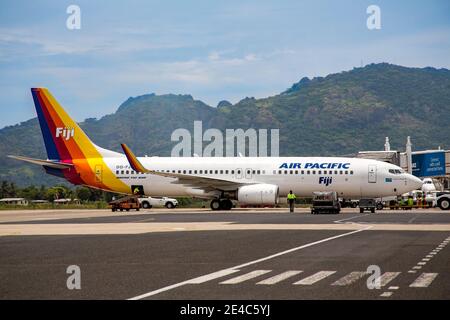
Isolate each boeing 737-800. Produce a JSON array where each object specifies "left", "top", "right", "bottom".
[{"left": 9, "top": 88, "right": 423, "bottom": 210}]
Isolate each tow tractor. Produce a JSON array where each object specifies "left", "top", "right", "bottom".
[
  {"left": 109, "top": 195, "right": 140, "bottom": 212},
  {"left": 436, "top": 192, "right": 450, "bottom": 210}
]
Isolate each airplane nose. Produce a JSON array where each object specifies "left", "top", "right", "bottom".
[{"left": 407, "top": 174, "right": 423, "bottom": 190}]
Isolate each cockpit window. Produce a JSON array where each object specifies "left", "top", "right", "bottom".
[{"left": 389, "top": 169, "right": 404, "bottom": 174}]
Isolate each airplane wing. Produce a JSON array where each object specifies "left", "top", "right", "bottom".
[
  {"left": 8, "top": 155, "right": 74, "bottom": 169},
  {"left": 120, "top": 144, "right": 248, "bottom": 192}
]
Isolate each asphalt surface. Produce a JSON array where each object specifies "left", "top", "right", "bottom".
[{"left": 0, "top": 208, "right": 449, "bottom": 300}]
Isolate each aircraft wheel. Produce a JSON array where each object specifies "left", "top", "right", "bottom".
[
  {"left": 220, "top": 199, "right": 233, "bottom": 210},
  {"left": 210, "top": 199, "right": 221, "bottom": 211}
]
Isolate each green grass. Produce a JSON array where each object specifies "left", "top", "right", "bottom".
[{"left": 0, "top": 201, "right": 109, "bottom": 210}]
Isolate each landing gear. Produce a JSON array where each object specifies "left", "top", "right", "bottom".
[
  {"left": 210, "top": 199, "right": 233, "bottom": 211},
  {"left": 221, "top": 199, "right": 233, "bottom": 210}
]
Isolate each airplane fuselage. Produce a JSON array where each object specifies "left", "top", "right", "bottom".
[{"left": 89, "top": 156, "right": 421, "bottom": 199}]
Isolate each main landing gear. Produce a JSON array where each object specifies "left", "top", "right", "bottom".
[{"left": 210, "top": 199, "right": 233, "bottom": 211}]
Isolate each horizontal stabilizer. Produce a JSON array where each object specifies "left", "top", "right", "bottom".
[{"left": 8, "top": 155, "right": 74, "bottom": 169}]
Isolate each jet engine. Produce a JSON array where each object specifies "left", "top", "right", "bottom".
[{"left": 237, "top": 184, "right": 279, "bottom": 205}]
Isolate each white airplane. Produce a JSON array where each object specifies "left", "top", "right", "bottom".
[
  {"left": 9, "top": 88, "right": 423, "bottom": 210},
  {"left": 421, "top": 178, "right": 437, "bottom": 193}
]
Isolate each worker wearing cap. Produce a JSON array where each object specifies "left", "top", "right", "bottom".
[{"left": 287, "top": 190, "right": 296, "bottom": 212}]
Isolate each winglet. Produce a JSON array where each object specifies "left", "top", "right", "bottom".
[{"left": 120, "top": 144, "right": 150, "bottom": 173}]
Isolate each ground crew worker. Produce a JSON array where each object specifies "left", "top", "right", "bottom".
[
  {"left": 407, "top": 196, "right": 414, "bottom": 208},
  {"left": 287, "top": 190, "right": 296, "bottom": 212}
]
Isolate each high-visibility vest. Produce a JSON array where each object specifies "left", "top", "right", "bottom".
[{"left": 287, "top": 193, "right": 296, "bottom": 200}]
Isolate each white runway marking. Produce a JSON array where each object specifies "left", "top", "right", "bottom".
[
  {"left": 378, "top": 272, "right": 401, "bottom": 287},
  {"left": 220, "top": 270, "right": 271, "bottom": 284},
  {"left": 256, "top": 271, "right": 303, "bottom": 285},
  {"left": 413, "top": 266, "right": 422, "bottom": 270},
  {"left": 334, "top": 214, "right": 369, "bottom": 223},
  {"left": 186, "top": 269, "right": 241, "bottom": 284},
  {"left": 380, "top": 292, "right": 393, "bottom": 297},
  {"left": 293, "top": 271, "right": 336, "bottom": 285},
  {"left": 388, "top": 286, "right": 399, "bottom": 290},
  {"left": 128, "top": 227, "right": 371, "bottom": 300},
  {"left": 331, "top": 271, "right": 367, "bottom": 286},
  {"left": 409, "top": 273, "right": 438, "bottom": 288},
  {"left": 417, "top": 262, "right": 426, "bottom": 265}
]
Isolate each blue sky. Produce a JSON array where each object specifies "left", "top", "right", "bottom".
[{"left": 0, "top": 0, "right": 449, "bottom": 128}]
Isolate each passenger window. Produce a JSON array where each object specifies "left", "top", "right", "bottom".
[
  {"left": 307, "top": 170, "right": 310, "bottom": 174},
  {"left": 226, "top": 170, "right": 229, "bottom": 174},
  {"left": 252, "top": 170, "right": 256, "bottom": 174},
  {"left": 220, "top": 170, "right": 223, "bottom": 174},
  {"left": 231, "top": 170, "right": 235, "bottom": 174},
  {"left": 194, "top": 170, "right": 197, "bottom": 174},
  {"left": 295, "top": 170, "right": 298, "bottom": 175},
  {"left": 116, "top": 170, "right": 119, "bottom": 174},
  {"left": 345, "top": 171, "right": 348, "bottom": 175},
  {"left": 188, "top": 170, "right": 192, "bottom": 174},
  {"left": 312, "top": 170, "right": 316, "bottom": 175},
  {"left": 278, "top": 170, "right": 282, "bottom": 174},
  {"left": 284, "top": 170, "right": 288, "bottom": 175},
  {"left": 318, "top": 170, "right": 322, "bottom": 175},
  {"left": 257, "top": 170, "right": 260, "bottom": 174},
  {"left": 237, "top": 170, "right": 241, "bottom": 174},
  {"left": 183, "top": 170, "right": 186, "bottom": 174},
  {"left": 301, "top": 170, "right": 304, "bottom": 174},
  {"left": 126, "top": 170, "right": 129, "bottom": 174},
  {"left": 350, "top": 170, "right": 354, "bottom": 175},
  {"left": 273, "top": 170, "right": 276, "bottom": 174},
  {"left": 334, "top": 170, "right": 338, "bottom": 174},
  {"left": 340, "top": 171, "right": 343, "bottom": 174}
]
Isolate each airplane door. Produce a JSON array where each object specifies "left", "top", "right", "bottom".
[
  {"left": 245, "top": 168, "right": 252, "bottom": 179},
  {"left": 95, "top": 165, "right": 103, "bottom": 183},
  {"left": 368, "top": 165, "right": 377, "bottom": 183},
  {"left": 235, "top": 168, "right": 242, "bottom": 179}
]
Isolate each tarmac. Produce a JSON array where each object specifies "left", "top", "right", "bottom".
[{"left": 0, "top": 207, "right": 449, "bottom": 300}]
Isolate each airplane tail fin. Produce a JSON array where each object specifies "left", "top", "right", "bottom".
[{"left": 31, "top": 88, "right": 120, "bottom": 161}]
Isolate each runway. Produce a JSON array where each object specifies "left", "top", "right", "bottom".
[{"left": 0, "top": 208, "right": 449, "bottom": 299}]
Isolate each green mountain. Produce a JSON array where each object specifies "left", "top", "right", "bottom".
[{"left": 1, "top": 63, "right": 450, "bottom": 186}]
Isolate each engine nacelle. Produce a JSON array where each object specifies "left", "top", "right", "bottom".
[{"left": 237, "top": 184, "right": 279, "bottom": 205}]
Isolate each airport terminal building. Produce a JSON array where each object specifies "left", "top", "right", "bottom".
[{"left": 357, "top": 137, "right": 450, "bottom": 190}]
